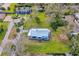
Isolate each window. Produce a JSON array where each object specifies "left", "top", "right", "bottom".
[
  {"left": 32, "top": 36, "right": 36, "bottom": 38},
  {"left": 38, "top": 37, "right": 41, "bottom": 38}
]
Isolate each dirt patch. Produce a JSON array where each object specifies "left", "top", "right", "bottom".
[{"left": 8, "top": 27, "right": 17, "bottom": 40}]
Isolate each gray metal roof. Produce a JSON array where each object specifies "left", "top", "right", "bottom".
[{"left": 28, "top": 28, "right": 50, "bottom": 37}]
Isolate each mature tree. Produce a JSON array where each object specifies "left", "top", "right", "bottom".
[
  {"left": 69, "top": 33, "right": 79, "bottom": 56},
  {"left": 50, "top": 13, "right": 68, "bottom": 31},
  {"left": 45, "top": 4, "right": 64, "bottom": 18}
]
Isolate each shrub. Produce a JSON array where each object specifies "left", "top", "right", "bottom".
[
  {"left": 11, "top": 44, "right": 16, "bottom": 51},
  {"left": 0, "top": 24, "right": 4, "bottom": 33},
  {"left": 38, "top": 10, "right": 45, "bottom": 12},
  {"left": 17, "top": 21, "right": 24, "bottom": 27},
  {"left": 35, "top": 16, "right": 41, "bottom": 24},
  {"left": 50, "top": 14, "right": 68, "bottom": 31},
  {"left": 16, "top": 28, "right": 20, "bottom": 32},
  {"left": 64, "top": 9, "right": 74, "bottom": 15},
  {"left": 0, "top": 7, "right": 5, "bottom": 10}
]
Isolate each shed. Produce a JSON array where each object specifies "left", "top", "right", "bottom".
[{"left": 28, "top": 28, "right": 51, "bottom": 41}]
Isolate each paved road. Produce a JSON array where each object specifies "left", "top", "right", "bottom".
[
  {"left": 1, "top": 20, "right": 14, "bottom": 46},
  {"left": 0, "top": 20, "right": 14, "bottom": 55}
]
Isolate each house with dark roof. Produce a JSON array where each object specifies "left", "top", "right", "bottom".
[{"left": 28, "top": 28, "right": 51, "bottom": 41}]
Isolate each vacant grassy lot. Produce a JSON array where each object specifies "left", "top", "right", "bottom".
[{"left": 0, "top": 22, "right": 8, "bottom": 43}]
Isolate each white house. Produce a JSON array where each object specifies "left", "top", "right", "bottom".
[{"left": 28, "top": 28, "right": 51, "bottom": 41}]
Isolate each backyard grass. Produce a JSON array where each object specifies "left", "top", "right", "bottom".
[
  {"left": 0, "top": 22, "right": 8, "bottom": 43},
  {"left": 25, "top": 38, "right": 70, "bottom": 55}
]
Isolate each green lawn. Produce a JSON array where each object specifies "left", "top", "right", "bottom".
[
  {"left": 23, "top": 12, "right": 51, "bottom": 29},
  {"left": 4, "top": 3, "right": 16, "bottom": 13},
  {"left": 0, "top": 22, "right": 8, "bottom": 43},
  {"left": 25, "top": 39, "right": 70, "bottom": 55}
]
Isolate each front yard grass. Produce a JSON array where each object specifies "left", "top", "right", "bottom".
[
  {"left": 23, "top": 12, "right": 50, "bottom": 29},
  {"left": 0, "top": 22, "right": 9, "bottom": 43}
]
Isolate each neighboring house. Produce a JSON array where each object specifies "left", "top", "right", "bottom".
[
  {"left": 16, "top": 7, "right": 32, "bottom": 14},
  {"left": 73, "top": 13, "right": 79, "bottom": 22},
  {"left": 28, "top": 28, "right": 51, "bottom": 41},
  {"left": 36, "top": 6, "right": 44, "bottom": 12},
  {"left": 0, "top": 14, "right": 6, "bottom": 20},
  {"left": 1, "top": 3, "right": 11, "bottom": 10}
]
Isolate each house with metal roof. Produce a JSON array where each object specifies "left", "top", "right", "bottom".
[
  {"left": 28, "top": 28, "right": 51, "bottom": 41},
  {"left": 16, "top": 7, "right": 32, "bottom": 14}
]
